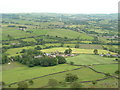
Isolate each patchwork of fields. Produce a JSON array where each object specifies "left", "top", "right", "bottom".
[{"left": 2, "top": 13, "right": 119, "bottom": 88}]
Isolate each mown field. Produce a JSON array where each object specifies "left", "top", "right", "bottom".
[
  {"left": 41, "top": 47, "right": 117, "bottom": 54},
  {"left": 66, "top": 54, "right": 117, "bottom": 65},
  {"left": 91, "top": 64, "right": 118, "bottom": 74}
]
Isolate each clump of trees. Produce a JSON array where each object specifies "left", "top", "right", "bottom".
[
  {"left": 115, "top": 70, "right": 120, "bottom": 75},
  {"left": 64, "top": 48, "right": 72, "bottom": 54},
  {"left": 2, "top": 55, "right": 9, "bottom": 64},
  {"left": 93, "top": 49, "right": 98, "bottom": 55},
  {"left": 28, "top": 80, "right": 34, "bottom": 85},
  {"left": 92, "top": 81, "right": 97, "bottom": 85},
  {"left": 10, "top": 49, "right": 66, "bottom": 67},
  {"left": 75, "top": 44, "right": 80, "bottom": 48},
  {"left": 34, "top": 46, "right": 42, "bottom": 50},
  {"left": 56, "top": 56, "right": 66, "bottom": 64},
  {"left": 65, "top": 73, "right": 78, "bottom": 83},
  {"left": 17, "top": 81, "right": 28, "bottom": 89}
]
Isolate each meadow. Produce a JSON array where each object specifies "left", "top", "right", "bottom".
[
  {"left": 2, "top": 62, "right": 79, "bottom": 84},
  {"left": 66, "top": 54, "right": 117, "bottom": 65},
  {"left": 2, "top": 62, "right": 106, "bottom": 88},
  {"left": 91, "top": 64, "right": 118, "bottom": 74}
]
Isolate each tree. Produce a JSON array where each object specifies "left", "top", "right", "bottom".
[
  {"left": 93, "top": 49, "right": 98, "bottom": 55},
  {"left": 70, "top": 81, "right": 82, "bottom": 88},
  {"left": 20, "top": 49, "right": 26, "bottom": 53},
  {"left": 35, "top": 46, "right": 42, "bottom": 50},
  {"left": 65, "top": 73, "right": 78, "bottom": 82},
  {"left": 105, "top": 73, "right": 111, "bottom": 77},
  {"left": 70, "top": 62, "right": 74, "bottom": 65},
  {"left": 1, "top": 81, "right": 5, "bottom": 86},
  {"left": 17, "top": 81, "right": 28, "bottom": 89},
  {"left": 48, "top": 79, "right": 59, "bottom": 88},
  {"left": 59, "top": 81, "right": 67, "bottom": 87},
  {"left": 28, "top": 80, "right": 34, "bottom": 85},
  {"left": 115, "top": 70, "right": 120, "bottom": 75},
  {"left": 75, "top": 44, "right": 79, "bottom": 48},
  {"left": 92, "top": 81, "right": 97, "bottom": 85},
  {"left": 56, "top": 56, "right": 66, "bottom": 64},
  {"left": 64, "top": 48, "right": 72, "bottom": 54},
  {"left": 2, "top": 55, "right": 9, "bottom": 64}
]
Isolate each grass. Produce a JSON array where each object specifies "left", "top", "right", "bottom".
[
  {"left": 82, "top": 78, "right": 118, "bottom": 88},
  {"left": 22, "top": 38, "right": 37, "bottom": 42},
  {"left": 66, "top": 54, "right": 116, "bottom": 65},
  {"left": 41, "top": 47, "right": 117, "bottom": 54},
  {"left": 91, "top": 64, "right": 118, "bottom": 74},
  {"left": 5, "top": 66, "right": 104, "bottom": 88},
  {"left": 26, "top": 29, "right": 94, "bottom": 40},
  {"left": 2, "top": 26, "right": 94, "bottom": 40},
  {"left": 2, "top": 62, "right": 79, "bottom": 84},
  {"left": 2, "top": 62, "right": 25, "bottom": 71},
  {"left": 2, "top": 27, "right": 35, "bottom": 40}
]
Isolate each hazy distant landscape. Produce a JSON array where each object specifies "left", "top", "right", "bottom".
[{"left": 1, "top": 13, "right": 119, "bottom": 88}]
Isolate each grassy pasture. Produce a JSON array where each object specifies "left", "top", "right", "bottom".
[
  {"left": 2, "top": 63, "right": 79, "bottom": 84},
  {"left": 91, "top": 64, "right": 118, "bottom": 74},
  {"left": 45, "top": 43, "right": 61, "bottom": 46},
  {"left": 82, "top": 78, "right": 118, "bottom": 88},
  {"left": 79, "top": 44, "right": 103, "bottom": 49},
  {"left": 28, "top": 29, "right": 94, "bottom": 40},
  {"left": 66, "top": 54, "right": 116, "bottom": 65},
  {"left": 2, "top": 27, "right": 35, "bottom": 40},
  {"left": 22, "top": 38, "right": 37, "bottom": 42},
  {"left": 27, "top": 68, "right": 104, "bottom": 88},
  {"left": 3, "top": 63, "right": 104, "bottom": 88}
]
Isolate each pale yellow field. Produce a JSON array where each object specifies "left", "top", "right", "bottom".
[{"left": 41, "top": 47, "right": 117, "bottom": 54}]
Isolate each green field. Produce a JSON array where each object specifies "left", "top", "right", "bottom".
[
  {"left": 3, "top": 62, "right": 105, "bottom": 88},
  {"left": 22, "top": 38, "right": 37, "bottom": 42},
  {"left": 2, "top": 27, "right": 94, "bottom": 40},
  {"left": 66, "top": 54, "right": 116, "bottom": 65},
  {"left": 28, "top": 29, "right": 94, "bottom": 40},
  {"left": 2, "top": 27, "right": 34, "bottom": 40},
  {"left": 82, "top": 78, "right": 118, "bottom": 88},
  {"left": 92, "top": 64, "right": 118, "bottom": 74},
  {"left": 2, "top": 62, "right": 79, "bottom": 84}
]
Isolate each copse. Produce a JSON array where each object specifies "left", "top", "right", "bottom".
[
  {"left": 2, "top": 55, "right": 9, "bottom": 64},
  {"left": 56, "top": 56, "right": 66, "bottom": 64},
  {"left": 35, "top": 46, "right": 42, "bottom": 50},
  {"left": 64, "top": 48, "right": 72, "bottom": 54},
  {"left": 40, "top": 56, "right": 58, "bottom": 67},
  {"left": 65, "top": 73, "right": 78, "bottom": 82},
  {"left": 93, "top": 49, "right": 98, "bottom": 55}
]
